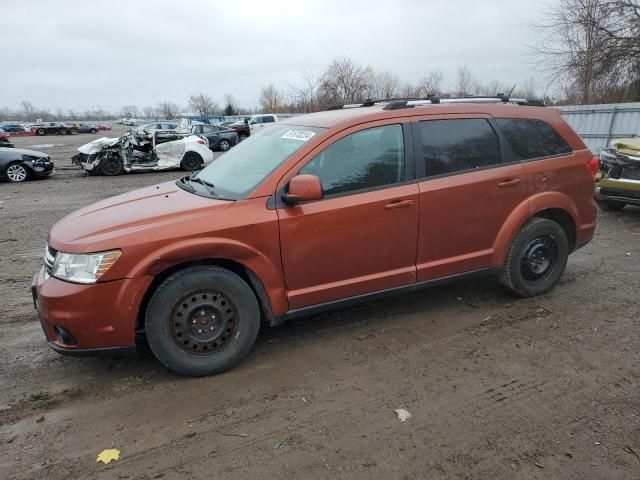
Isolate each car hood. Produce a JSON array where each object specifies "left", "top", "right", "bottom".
[
  {"left": 78, "top": 136, "right": 122, "bottom": 155},
  {"left": 48, "top": 180, "right": 233, "bottom": 252},
  {"left": 4, "top": 147, "right": 49, "bottom": 157}
]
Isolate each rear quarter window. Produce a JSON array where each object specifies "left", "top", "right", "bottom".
[{"left": 495, "top": 118, "right": 572, "bottom": 160}]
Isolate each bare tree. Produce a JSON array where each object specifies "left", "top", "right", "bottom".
[
  {"left": 290, "top": 69, "right": 323, "bottom": 112},
  {"left": 456, "top": 66, "right": 474, "bottom": 96},
  {"left": 188, "top": 93, "right": 218, "bottom": 116},
  {"left": 21, "top": 101, "right": 35, "bottom": 121},
  {"left": 370, "top": 71, "right": 400, "bottom": 99},
  {"left": 120, "top": 105, "right": 134, "bottom": 118},
  {"left": 319, "top": 57, "right": 374, "bottom": 104},
  {"left": 417, "top": 69, "right": 444, "bottom": 96},
  {"left": 157, "top": 101, "right": 179, "bottom": 120},
  {"left": 260, "top": 84, "right": 286, "bottom": 113},
  {"left": 530, "top": 0, "right": 639, "bottom": 103},
  {"left": 142, "top": 106, "right": 156, "bottom": 120}
]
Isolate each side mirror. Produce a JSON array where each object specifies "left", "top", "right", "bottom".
[
  {"left": 244, "top": 118, "right": 249, "bottom": 124},
  {"left": 282, "top": 174, "right": 323, "bottom": 205}
]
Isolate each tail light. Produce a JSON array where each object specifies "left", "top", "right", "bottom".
[
  {"left": 587, "top": 155, "right": 600, "bottom": 178},
  {"left": 197, "top": 139, "right": 206, "bottom": 145}
]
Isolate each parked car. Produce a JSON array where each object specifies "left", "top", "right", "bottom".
[
  {"left": 32, "top": 122, "right": 77, "bottom": 136},
  {"left": 227, "top": 120, "right": 251, "bottom": 141},
  {"left": 191, "top": 124, "right": 239, "bottom": 151},
  {"left": 71, "top": 128, "right": 213, "bottom": 175},
  {"left": 0, "top": 123, "right": 28, "bottom": 133},
  {"left": 246, "top": 113, "right": 279, "bottom": 134},
  {"left": 595, "top": 137, "right": 640, "bottom": 211},
  {"left": 97, "top": 124, "right": 112, "bottom": 131},
  {"left": 0, "top": 132, "right": 14, "bottom": 148},
  {"left": 74, "top": 123, "right": 99, "bottom": 134},
  {"left": 1, "top": 147, "right": 54, "bottom": 182},
  {"left": 32, "top": 96, "right": 597, "bottom": 376}
]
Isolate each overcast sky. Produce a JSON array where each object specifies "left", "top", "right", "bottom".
[{"left": 1, "top": 0, "right": 549, "bottom": 114}]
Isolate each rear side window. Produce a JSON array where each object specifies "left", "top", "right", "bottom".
[
  {"left": 301, "top": 124, "right": 405, "bottom": 196},
  {"left": 263, "top": 116, "right": 275, "bottom": 123},
  {"left": 417, "top": 119, "right": 501, "bottom": 177},
  {"left": 495, "top": 118, "right": 572, "bottom": 160}
]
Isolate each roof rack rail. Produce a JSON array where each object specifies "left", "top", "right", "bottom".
[{"left": 327, "top": 95, "right": 545, "bottom": 111}]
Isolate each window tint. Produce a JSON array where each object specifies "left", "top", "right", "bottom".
[
  {"left": 301, "top": 124, "right": 405, "bottom": 196},
  {"left": 417, "top": 119, "right": 501, "bottom": 177},
  {"left": 496, "top": 118, "right": 571, "bottom": 160},
  {"left": 263, "top": 116, "right": 275, "bottom": 123}
]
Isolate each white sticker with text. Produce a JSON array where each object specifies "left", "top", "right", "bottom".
[{"left": 281, "top": 130, "right": 316, "bottom": 141}]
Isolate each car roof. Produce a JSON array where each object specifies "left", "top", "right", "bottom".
[{"left": 280, "top": 103, "right": 561, "bottom": 130}]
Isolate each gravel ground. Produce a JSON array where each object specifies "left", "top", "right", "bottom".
[{"left": 0, "top": 130, "right": 639, "bottom": 479}]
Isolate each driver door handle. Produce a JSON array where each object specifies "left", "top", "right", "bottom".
[{"left": 384, "top": 199, "right": 414, "bottom": 210}]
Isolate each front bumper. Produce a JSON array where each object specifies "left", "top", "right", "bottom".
[
  {"left": 595, "top": 178, "right": 640, "bottom": 206},
  {"left": 29, "top": 160, "right": 54, "bottom": 178},
  {"left": 32, "top": 267, "right": 151, "bottom": 356}
]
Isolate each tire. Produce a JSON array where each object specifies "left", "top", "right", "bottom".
[
  {"left": 218, "top": 139, "right": 231, "bottom": 151},
  {"left": 59, "top": 128, "right": 67, "bottom": 135},
  {"left": 596, "top": 199, "right": 625, "bottom": 212},
  {"left": 239, "top": 133, "right": 248, "bottom": 141},
  {"left": 100, "top": 155, "right": 124, "bottom": 176},
  {"left": 37, "top": 128, "right": 45, "bottom": 136},
  {"left": 70, "top": 128, "right": 78, "bottom": 135},
  {"left": 145, "top": 266, "right": 261, "bottom": 376},
  {"left": 181, "top": 152, "right": 202, "bottom": 171},
  {"left": 91, "top": 129, "right": 97, "bottom": 134},
  {"left": 501, "top": 217, "right": 569, "bottom": 297},
  {"left": 5, "top": 162, "right": 30, "bottom": 183}
]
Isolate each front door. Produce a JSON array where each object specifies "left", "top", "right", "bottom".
[{"left": 277, "top": 123, "right": 419, "bottom": 309}]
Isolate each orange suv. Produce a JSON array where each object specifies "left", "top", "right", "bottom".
[{"left": 32, "top": 96, "right": 598, "bottom": 376}]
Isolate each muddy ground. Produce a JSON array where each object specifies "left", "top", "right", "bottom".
[{"left": 0, "top": 130, "right": 639, "bottom": 479}]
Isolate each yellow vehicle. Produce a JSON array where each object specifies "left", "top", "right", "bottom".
[{"left": 595, "top": 137, "right": 640, "bottom": 211}]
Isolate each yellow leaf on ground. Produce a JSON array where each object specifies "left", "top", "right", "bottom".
[{"left": 96, "top": 448, "right": 120, "bottom": 464}]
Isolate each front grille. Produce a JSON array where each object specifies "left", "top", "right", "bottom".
[{"left": 44, "top": 244, "right": 57, "bottom": 274}]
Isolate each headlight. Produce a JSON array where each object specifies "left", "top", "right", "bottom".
[{"left": 51, "top": 250, "right": 121, "bottom": 284}]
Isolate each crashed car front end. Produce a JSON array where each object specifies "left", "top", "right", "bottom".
[{"left": 595, "top": 138, "right": 640, "bottom": 207}]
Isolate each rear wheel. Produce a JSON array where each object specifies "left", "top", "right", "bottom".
[
  {"left": 239, "top": 133, "right": 248, "bottom": 141},
  {"left": 181, "top": 152, "right": 202, "bottom": 171},
  {"left": 501, "top": 217, "right": 569, "bottom": 297},
  {"left": 145, "top": 266, "right": 261, "bottom": 376},
  {"left": 37, "top": 128, "right": 45, "bottom": 136},
  {"left": 5, "top": 162, "right": 30, "bottom": 182},
  {"left": 91, "top": 129, "right": 97, "bottom": 134},
  {"left": 218, "top": 139, "right": 231, "bottom": 151},
  {"left": 100, "top": 155, "right": 124, "bottom": 176},
  {"left": 69, "top": 128, "right": 78, "bottom": 135},
  {"left": 596, "top": 199, "right": 625, "bottom": 212},
  {"left": 59, "top": 128, "right": 67, "bottom": 135}
]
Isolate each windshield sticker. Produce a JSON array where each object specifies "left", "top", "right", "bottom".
[{"left": 281, "top": 130, "right": 316, "bottom": 141}]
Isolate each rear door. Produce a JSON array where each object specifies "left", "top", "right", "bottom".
[
  {"left": 277, "top": 121, "right": 419, "bottom": 309},
  {"left": 413, "top": 115, "right": 528, "bottom": 281}
]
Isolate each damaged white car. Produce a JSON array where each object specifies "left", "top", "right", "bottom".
[{"left": 71, "top": 129, "right": 213, "bottom": 175}]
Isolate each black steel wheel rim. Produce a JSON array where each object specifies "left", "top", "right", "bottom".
[
  {"left": 520, "top": 234, "right": 558, "bottom": 283},
  {"left": 103, "top": 159, "right": 120, "bottom": 175},
  {"left": 169, "top": 290, "right": 239, "bottom": 355}
]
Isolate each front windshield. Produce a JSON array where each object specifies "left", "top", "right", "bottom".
[{"left": 193, "top": 124, "right": 325, "bottom": 199}]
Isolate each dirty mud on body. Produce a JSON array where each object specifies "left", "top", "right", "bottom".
[{"left": 1, "top": 130, "right": 639, "bottom": 479}]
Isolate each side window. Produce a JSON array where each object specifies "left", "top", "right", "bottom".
[
  {"left": 417, "top": 119, "right": 501, "bottom": 177},
  {"left": 300, "top": 124, "right": 405, "bottom": 196},
  {"left": 263, "top": 116, "right": 275, "bottom": 123},
  {"left": 495, "top": 118, "right": 572, "bottom": 160}
]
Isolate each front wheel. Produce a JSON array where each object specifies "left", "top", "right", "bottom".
[
  {"left": 100, "top": 155, "right": 124, "bottom": 176},
  {"left": 239, "top": 133, "right": 248, "bottom": 141},
  {"left": 501, "top": 217, "right": 569, "bottom": 297},
  {"left": 59, "top": 128, "right": 67, "bottom": 135},
  {"left": 5, "top": 162, "right": 30, "bottom": 182},
  {"left": 37, "top": 128, "right": 45, "bottom": 136},
  {"left": 145, "top": 266, "right": 261, "bottom": 376}
]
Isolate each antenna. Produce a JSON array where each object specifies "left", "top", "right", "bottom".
[{"left": 508, "top": 83, "right": 518, "bottom": 98}]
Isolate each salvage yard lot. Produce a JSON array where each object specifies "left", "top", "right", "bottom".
[{"left": 0, "top": 132, "right": 639, "bottom": 479}]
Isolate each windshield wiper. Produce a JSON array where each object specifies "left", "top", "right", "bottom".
[{"left": 188, "top": 175, "right": 217, "bottom": 195}]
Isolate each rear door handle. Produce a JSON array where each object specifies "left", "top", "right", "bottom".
[
  {"left": 498, "top": 178, "right": 522, "bottom": 187},
  {"left": 384, "top": 199, "right": 414, "bottom": 210}
]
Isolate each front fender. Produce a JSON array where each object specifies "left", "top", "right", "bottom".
[{"left": 126, "top": 237, "right": 288, "bottom": 315}]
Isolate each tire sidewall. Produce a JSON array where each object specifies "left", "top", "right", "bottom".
[
  {"left": 145, "top": 267, "right": 260, "bottom": 376},
  {"left": 181, "top": 152, "right": 202, "bottom": 171},
  {"left": 505, "top": 219, "right": 569, "bottom": 297},
  {"left": 101, "top": 155, "right": 124, "bottom": 176}
]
